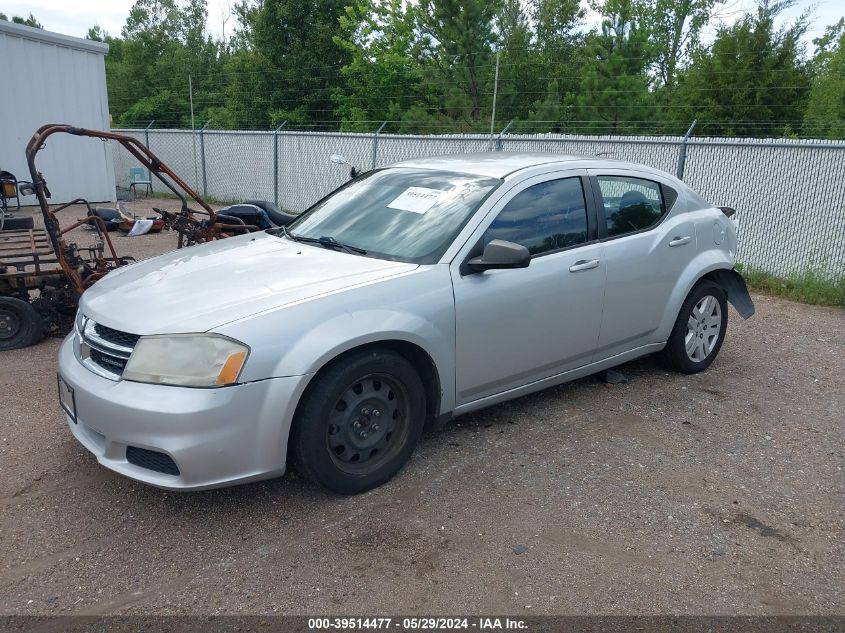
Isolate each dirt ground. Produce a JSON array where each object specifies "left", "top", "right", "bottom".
[{"left": 0, "top": 201, "right": 843, "bottom": 615}]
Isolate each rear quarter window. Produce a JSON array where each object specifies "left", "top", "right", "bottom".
[{"left": 595, "top": 176, "right": 665, "bottom": 237}]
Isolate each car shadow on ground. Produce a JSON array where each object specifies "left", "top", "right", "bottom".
[{"left": 64, "top": 353, "right": 672, "bottom": 521}]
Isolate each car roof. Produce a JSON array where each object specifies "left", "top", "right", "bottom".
[{"left": 393, "top": 152, "right": 605, "bottom": 179}]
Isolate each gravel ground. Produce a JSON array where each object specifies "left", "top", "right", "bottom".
[{"left": 1, "top": 201, "right": 843, "bottom": 615}]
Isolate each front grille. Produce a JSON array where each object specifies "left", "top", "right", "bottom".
[
  {"left": 89, "top": 348, "right": 128, "bottom": 374},
  {"left": 94, "top": 323, "right": 141, "bottom": 348},
  {"left": 80, "top": 317, "right": 138, "bottom": 379},
  {"left": 126, "top": 446, "right": 180, "bottom": 476}
]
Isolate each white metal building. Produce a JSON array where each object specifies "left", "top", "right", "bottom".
[{"left": 0, "top": 21, "right": 114, "bottom": 204}]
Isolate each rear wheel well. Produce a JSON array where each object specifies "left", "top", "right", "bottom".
[
  {"left": 700, "top": 269, "right": 729, "bottom": 286},
  {"left": 696, "top": 268, "right": 755, "bottom": 319},
  {"left": 297, "top": 340, "right": 442, "bottom": 431}
]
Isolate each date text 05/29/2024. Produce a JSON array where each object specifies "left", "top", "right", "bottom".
[{"left": 307, "top": 618, "right": 528, "bottom": 631}]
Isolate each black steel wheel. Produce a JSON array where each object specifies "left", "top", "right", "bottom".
[
  {"left": 290, "top": 348, "right": 426, "bottom": 494},
  {"left": 0, "top": 297, "right": 44, "bottom": 351},
  {"left": 326, "top": 372, "right": 412, "bottom": 474}
]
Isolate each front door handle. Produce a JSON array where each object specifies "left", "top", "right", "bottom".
[
  {"left": 569, "top": 259, "right": 600, "bottom": 272},
  {"left": 669, "top": 236, "right": 691, "bottom": 247}
]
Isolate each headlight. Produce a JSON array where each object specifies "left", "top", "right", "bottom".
[
  {"left": 122, "top": 334, "right": 249, "bottom": 387},
  {"left": 74, "top": 309, "right": 85, "bottom": 334}
]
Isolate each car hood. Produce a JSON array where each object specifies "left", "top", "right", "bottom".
[{"left": 81, "top": 232, "right": 418, "bottom": 335}]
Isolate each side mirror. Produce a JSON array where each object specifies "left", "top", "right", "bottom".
[
  {"left": 466, "top": 239, "right": 530, "bottom": 273},
  {"left": 330, "top": 153, "right": 358, "bottom": 180}
]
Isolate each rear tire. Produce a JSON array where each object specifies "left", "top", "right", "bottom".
[
  {"left": 660, "top": 281, "right": 728, "bottom": 374},
  {"left": 290, "top": 348, "right": 426, "bottom": 494},
  {"left": 0, "top": 297, "right": 44, "bottom": 351}
]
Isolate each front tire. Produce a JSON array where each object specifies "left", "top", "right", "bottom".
[
  {"left": 661, "top": 281, "right": 728, "bottom": 374},
  {"left": 290, "top": 348, "right": 426, "bottom": 494}
]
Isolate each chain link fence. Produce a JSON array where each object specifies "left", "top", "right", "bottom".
[{"left": 113, "top": 128, "right": 845, "bottom": 278}]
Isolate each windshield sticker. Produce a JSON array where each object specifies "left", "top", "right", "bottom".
[{"left": 387, "top": 187, "right": 447, "bottom": 214}]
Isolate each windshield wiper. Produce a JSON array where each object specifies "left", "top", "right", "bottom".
[
  {"left": 284, "top": 230, "right": 367, "bottom": 256},
  {"left": 317, "top": 235, "right": 367, "bottom": 255}
]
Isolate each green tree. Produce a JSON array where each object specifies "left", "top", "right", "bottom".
[
  {"left": 119, "top": 90, "right": 191, "bottom": 125},
  {"left": 671, "top": 0, "right": 811, "bottom": 137},
  {"left": 576, "top": 0, "right": 654, "bottom": 133},
  {"left": 86, "top": 26, "right": 126, "bottom": 127},
  {"left": 241, "top": 0, "right": 350, "bottom": 128},
  {"left": 532, "top": 0, "right": 585, "bottom": 93},
  {"left": 110, "top": 0, "right": 190, "bottom": 125},
  {"left": 0, "top": 12, "right": 43, "bottom": 28},
  {"left": 332, "top": 0, "right": 427, "bottom": 130},
  {"left": 418, "top": 0, "right": 501, "bottom": 123},
  {"left": 509, "top": 0, "right": 585, "bottom": 131},
  {"left": 103, "top": 0, "right": 225, "bottom": 128},
  {"left": 493, "top": 0, "right": 544, "bottom": 126},
  {"left": 86, "top": 25, "right": 109, "bottom": 41},
  {"left": 521, "top": 80, "right": 569, "bottom": 131},
  {"left": 637, "top": 0, "right": 717, "bottom": 92},
  {"left": 208, "top": 49, "right": 276, "bottom": 129},
  {"left": 803, "top": 19, "right": 845, "bottom": 138}
]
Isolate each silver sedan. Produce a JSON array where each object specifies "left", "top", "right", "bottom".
[{"left": 57, "top": 153, "right": 754, "bottom": 494}]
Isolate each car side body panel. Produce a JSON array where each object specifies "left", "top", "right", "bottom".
[
  {"left": 448, "top": 168, "right": 608, "bottom": 405},
  {"left": 453, "top": 342, "right": 666, "bottom": 416},
  {"left": 212, "top": 265, "right": 458, "bottom": 413},
  {"left": 582, "top": 167, "right": 742, "bottom": 358},
  {"left": 586, "top": 167, "right": 694, "bottom": 359}
]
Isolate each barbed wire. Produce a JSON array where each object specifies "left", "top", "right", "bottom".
[
  {"left": 106, "top": 98, "right": 815, "bottom": 123},
  {"left": 112, "top": 117, "right": 844, "bottom": 136}
]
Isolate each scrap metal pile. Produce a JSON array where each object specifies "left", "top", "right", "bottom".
[{"left": 1, "top": 124, "right": 282, "bottom": 350}]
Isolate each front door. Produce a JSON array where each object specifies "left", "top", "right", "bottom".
[{"left": 451, "top": 173, "right": 606, "bottom": 406}]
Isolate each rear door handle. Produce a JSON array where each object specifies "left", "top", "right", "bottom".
[
  {"left": 669, "top": 236, "right": 691, "bottom": 247},
  {"left": 569, "top": 259, "right": 600, "bottom": 272}
]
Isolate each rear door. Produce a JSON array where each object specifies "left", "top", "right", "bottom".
[
  {"left": 450, "top": 171, "right": 606, "bottom": 405},
  {"left": 588, "top": 169, "right": 694, "bottom": 359}
]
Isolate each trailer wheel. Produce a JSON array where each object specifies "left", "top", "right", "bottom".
[
  {"left": 0, "top": 297, "right": 44, "bottom": 351},
  {"left": 0, "top": 216, "right": 35, "bottom": 231}
]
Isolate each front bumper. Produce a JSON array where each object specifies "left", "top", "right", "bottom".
[{"left": 58, "top": 334, "right": 311, "bottom": 490}]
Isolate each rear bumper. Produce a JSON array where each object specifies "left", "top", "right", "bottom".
[{"left": 58, "top": 333, "right": 311, "bottom": 490}]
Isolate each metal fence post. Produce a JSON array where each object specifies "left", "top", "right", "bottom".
[
  {"left": 372, "top": 121, "right": 387, "bottom": 169},
  {"left": 199, "top": 122, "right": 209, "bottom": 197},
  {"left": 496, "top": 120, "right": 514, "bottom": 152},
  {"left": 675, "top": 119, "right": 697, "bottom": 180},
  {"left": 144, "top": 120, "right": 155, "bottom": 192},
  {"left": 144, "top": 120, "right": 154, "bottom": 149},
  {"left": 273, "top": 121, "right": 287, "bottom": 207}
]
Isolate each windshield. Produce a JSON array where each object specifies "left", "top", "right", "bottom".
[{"left": 287, "top": 168, "right": 501, "bottom": 263}]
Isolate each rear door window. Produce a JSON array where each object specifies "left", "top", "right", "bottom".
[{"left": 595, "top": 176, "right": 664, "bottom": 237}]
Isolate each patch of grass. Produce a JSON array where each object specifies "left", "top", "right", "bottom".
[
  {"left": 736, "top": 264, "right": 845, "bottom": 307},
  {"left": 119, "top": 190, "right": 234, "bottom": 205}
]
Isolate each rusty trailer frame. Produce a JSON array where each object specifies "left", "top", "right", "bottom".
[{"left": 0, "top": 124, "right": 258, "bottom": 350}]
